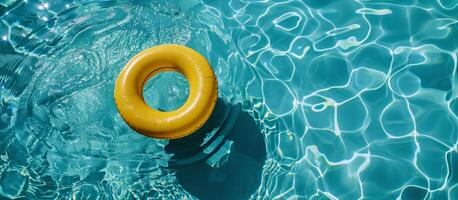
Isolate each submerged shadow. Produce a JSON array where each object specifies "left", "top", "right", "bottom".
[{"left": 165, "top": 99, "right": 266, "bottom": 200}]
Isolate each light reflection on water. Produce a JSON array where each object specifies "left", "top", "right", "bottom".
[{"left": 0, "top": 0, "right": 457, "bottom": 199}]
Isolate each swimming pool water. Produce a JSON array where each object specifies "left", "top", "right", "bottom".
[{"left": 0, "top": 0, "right": 457, "bottom": 199}]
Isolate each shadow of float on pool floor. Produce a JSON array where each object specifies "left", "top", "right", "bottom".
[{"left": 165, "top": 99, "right": 266, "bottom": 200}]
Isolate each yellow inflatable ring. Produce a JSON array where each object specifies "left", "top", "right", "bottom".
[{"left": 114, "top": 44, "right": 218, "bottom": 139}]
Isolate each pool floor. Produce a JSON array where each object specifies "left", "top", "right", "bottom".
[{"left": 0, "top": 0, "right": 458, "bottom": 199}]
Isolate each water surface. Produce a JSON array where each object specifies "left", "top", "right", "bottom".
[{"left": 0, "top": 0, "right": 457, "bottom": 199}]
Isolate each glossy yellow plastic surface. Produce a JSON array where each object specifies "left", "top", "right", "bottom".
[{"left": 114, "top": 44, "right": 218, "bottom": 139}]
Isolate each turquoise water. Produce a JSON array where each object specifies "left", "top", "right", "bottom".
[{"left": 0, "top": 0, "right": 458, "bottom": 199}]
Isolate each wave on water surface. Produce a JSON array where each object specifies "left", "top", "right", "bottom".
[{"left": 0, "top": 0, "right": 457, "bottom": 199}]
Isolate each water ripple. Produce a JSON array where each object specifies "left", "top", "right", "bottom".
[{"left": 0, "top": 0, "right": 457, "bottom": 199}]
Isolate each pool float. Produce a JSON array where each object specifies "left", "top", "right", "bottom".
[{"left": 114, "top": 44, "right": 218, "bottom": 139}]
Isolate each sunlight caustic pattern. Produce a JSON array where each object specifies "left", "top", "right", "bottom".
[
  {"left": 193, "top": 0, "right": 458, "bottom": 199},
  {"left": 0, "top": 0, "right": 457, "bottom": 199}
]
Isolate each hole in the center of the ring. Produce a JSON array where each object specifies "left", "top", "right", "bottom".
[{"left": 143, "top": 71, "right": 190, "bottom": 112}]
